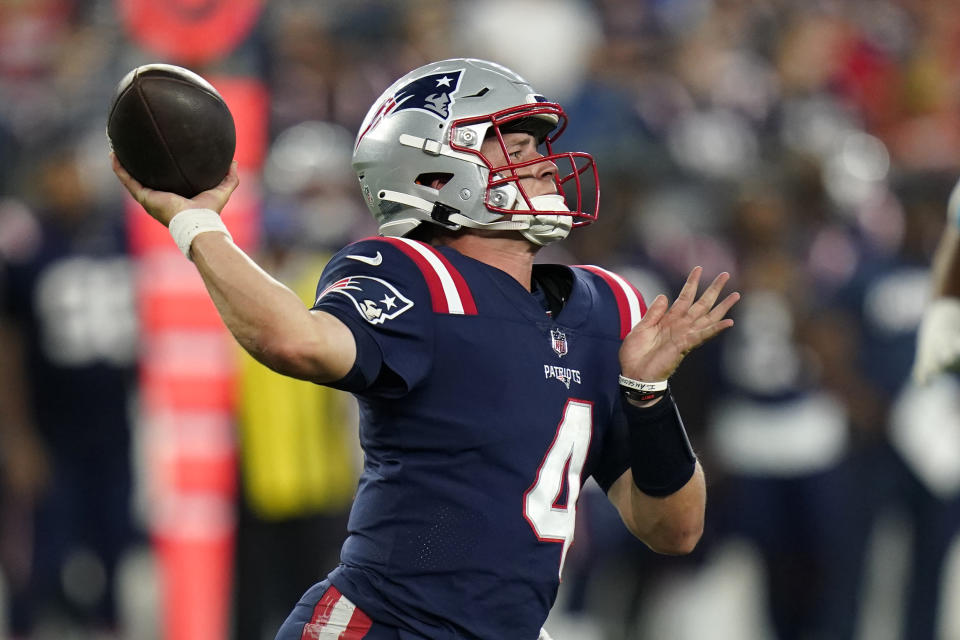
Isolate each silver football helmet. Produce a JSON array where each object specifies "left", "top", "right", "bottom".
[{"left": 352, "top": 58, "right": 598, "bottom": 245}]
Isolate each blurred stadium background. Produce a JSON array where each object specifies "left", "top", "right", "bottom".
[{"left": 1, "top": 0, "right": 960, "bottom": 639}]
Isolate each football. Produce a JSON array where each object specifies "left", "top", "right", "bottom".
[{"left": 107, "top": 63, "right": 236, "bottom": 198}]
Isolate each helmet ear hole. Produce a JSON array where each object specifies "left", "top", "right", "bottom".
[{"left": 416, "top": 172, "right": 454, "bottom": 190}]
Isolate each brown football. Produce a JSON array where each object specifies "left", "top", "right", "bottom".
[{"left": 107, "top": 63, "right": 235, "bottom": 198}]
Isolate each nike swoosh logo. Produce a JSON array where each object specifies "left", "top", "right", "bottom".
[{"left": 346, "top": 251, "right": 383, "bottom": 266}]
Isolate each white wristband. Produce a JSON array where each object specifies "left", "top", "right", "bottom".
[
  {"left": 618, "top": 375, "right": 669, "bottom": 393},
  {"left": 619, "top": 375, "right": 669, "bottom": 403},
  {"left": 168, "top": 208, "right": 232, "bottom": 260}
]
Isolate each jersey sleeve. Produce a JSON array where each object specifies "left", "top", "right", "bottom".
[
  {"left": 590, "top": 403, "right": 632, "bottom": 493},
  {"left": 574, "top": 264, "right": 647, "bottom": 340},
  {"left": 571, "top": 265, "right": 649, "bottom": 493},
  {"left": 312, "top": 238, "right": 435, "bottom": 397}
]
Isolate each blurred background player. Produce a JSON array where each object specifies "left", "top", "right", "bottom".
[
  {"left": 703, "top": 185, "right": 862, "bottom": 640},
  {"left": 0, "top": 128, "right": 141, "bottom": 638}
]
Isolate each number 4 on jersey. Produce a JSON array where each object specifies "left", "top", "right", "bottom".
[{"left": 523, "top": 400, "right": 593, "bottom": 578}]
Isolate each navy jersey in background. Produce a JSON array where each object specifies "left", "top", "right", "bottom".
[{"left": 0, "top": 205, "right": 138, "bottom": 633}]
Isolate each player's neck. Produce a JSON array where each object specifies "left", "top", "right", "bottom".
[{"left": 436, "top": 231, "right": 537, "bottom": 291}]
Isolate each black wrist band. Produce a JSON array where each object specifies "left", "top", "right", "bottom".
[{"left": 622, "top": 389, "right": 697, "bottom": 497}]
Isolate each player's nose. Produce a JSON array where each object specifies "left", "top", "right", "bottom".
[{"left": 527, "top": 153, "right": 558, "bottom": 182}]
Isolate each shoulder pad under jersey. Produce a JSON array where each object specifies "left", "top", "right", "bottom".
[{"left": 573, "top": 265, "right": 647, "bottom": 339}]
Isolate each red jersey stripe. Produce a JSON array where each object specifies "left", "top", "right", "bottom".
[
  {"left": 577, "top": 265, "right": 646, "bottom": 339},
  {"left": 302, "top": 585, "right": 342, "bottom": 632},
  {"left": 375, "top": 237, "right": 477, "bottom": 315},
  {"left": 301, "top": 584, "right": 372, "bottom": 639},
  {"left": 428, "top": 245, "right": 478, "bottom": 315},
  {"left": 341, "top": 606, "right": 373, "bottom": 639},
  {"left": 376, "top": 237, "right": 449, "bottom": 313}
]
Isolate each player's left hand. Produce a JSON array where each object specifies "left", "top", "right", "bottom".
[{"left": 619, "top": 266, "right": 740, "bottom": 385}]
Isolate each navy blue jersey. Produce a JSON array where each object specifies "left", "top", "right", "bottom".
[
  {"left": 0, "top": 208, "right": 136, "bottom": 443},
  {"left": 0, "top": 206, "right": 139, "bottom": 633},
  {"left": 311, "top": 237, "right": 646, "bottom": 640}
]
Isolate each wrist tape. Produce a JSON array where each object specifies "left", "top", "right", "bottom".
[
  {"left": 623, "top": 388, "right": 697, "bottom": 496},
  {"left": 168, "top": 208, "right": 232, "bottom": 260}
]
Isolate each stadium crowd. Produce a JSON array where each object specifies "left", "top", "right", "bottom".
[{"left": 1, "top": 0, "right": 960, "bottom": 639}]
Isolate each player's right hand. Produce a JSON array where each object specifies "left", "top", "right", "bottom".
[{"left": 111, "top": 153, "right": 239, "bottom": 227}]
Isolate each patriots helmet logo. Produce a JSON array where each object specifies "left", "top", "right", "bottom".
[
  {"left": 393, "top": 69, "right": 464, "bottom": 119},
  {"left": 316, "top": 276, "right": 414, "bottom": 325},
  {"left": 356, "top": 69, "right": 465, "bottom": 148}
]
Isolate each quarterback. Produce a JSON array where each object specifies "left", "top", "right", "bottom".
[{"left": 113, "top": 58, "right": 739, "bottom": 639}]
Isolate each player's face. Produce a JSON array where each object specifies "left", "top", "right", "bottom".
[{"left": 480, "top": 131, "right": 559, "bottom": 199}]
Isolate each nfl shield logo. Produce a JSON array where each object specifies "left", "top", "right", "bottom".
[{"left": 551, "top": 328, "right": 568, "bottom": 357}]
